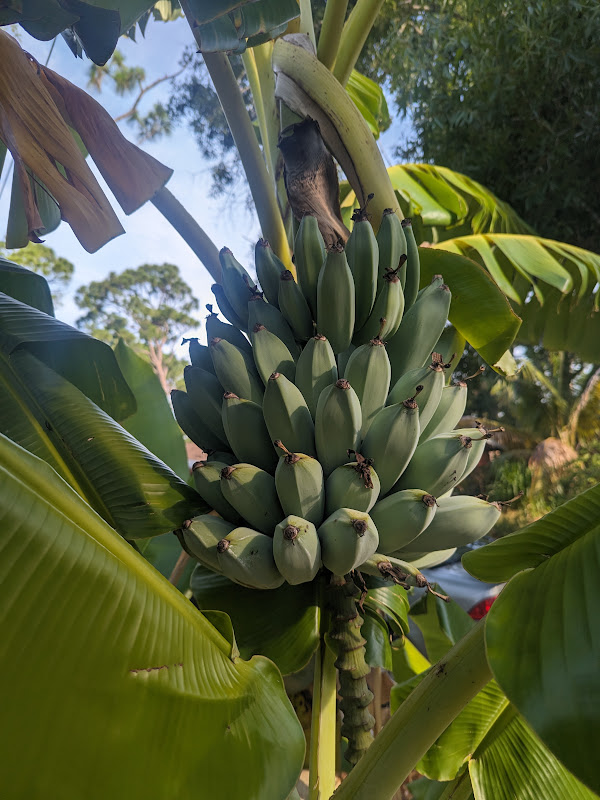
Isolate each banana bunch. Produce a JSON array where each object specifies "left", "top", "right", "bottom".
[{"left": 174, "top": 206, "right": 507, "bottom": 591}]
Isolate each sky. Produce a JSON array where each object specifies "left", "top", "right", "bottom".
[{"left": 0, "top": 18, "right": 409, "bottom": 355}]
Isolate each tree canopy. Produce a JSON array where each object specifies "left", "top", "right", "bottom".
[{"left": 75, "top": 262, "right": 198, "bottom": 393}]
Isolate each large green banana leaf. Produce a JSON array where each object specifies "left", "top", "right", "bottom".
[
  {"left": 0, "top": 431, "right": 305, "bottom": 800},
  {"left": 0, "top": 289, "right": 135, "bottom": 420},
  {"left": 391, "top": 590, "right": 597, "bottom": 799},
  {"left": 463, "top": 483, "right": 600, "bottom": 796},
  {"left": 0, "top": 255, "right": 54, "bottom": 315},
  {"left": 0, "top": 348, "right": 203, "bottom": 537}
]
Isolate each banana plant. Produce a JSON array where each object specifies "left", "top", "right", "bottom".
[{"left": 2, "top": 2, "right": 600, "bottom": 800}]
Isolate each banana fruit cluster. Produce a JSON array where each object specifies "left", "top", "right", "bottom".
[{"left": 174, "top": 205, "right": 502, "bottom": 590}]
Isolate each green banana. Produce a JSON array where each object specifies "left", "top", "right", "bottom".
[
  {"left": 205, "top": 450, "right": 236, "bottom": 466},
  {"left": 251, "top": 323, "right": 296, "bottom": 385},
  {"left": 405, "top": 494, "right": 501, "bottom": 552},
  {"left": 357, "top": 553, "right": 428, "bottom": 588},
  {"left": 376, "top": 208, "right": 407, "bottom": 291},
  {"left": 263, "top": 372, "right": 316, "bottom": 457},
  {"left": 294, "top": 214, "right": 325, "bottom": 317},
  {"left": 352, "top": 262, "right": 406, "bottom": 346},
  {"left": 220, "top": 463, "right": 283, "bottom": 535},
  {"left": 318, "top": 507, "right": 379, "bottom": 575},
  {"left": 185, "top": 337, "right": 216, "bottom": 374},
  {"left": 393, "top": 432, "right": 476, "bottom": 497},
  {"left": 171, "top": 389, "right": 229, "bottom": 451},
  {"left": 386, "top": 275, "right": 452, "bottom": 383},
  {"left": 344, "top": 335, "right": 391, "bottom": 438},
  {"left": 315, "top": 379, "right": 362, "bottom": 476},
  {"left": 325, "top": 453, "right": 380, "bottom": 515},
  {"left": 184, "top": 365, "right": 227, "bottom": 446},
  {"left": 247, "top": 294, "right": 299, "bottom": 359},
  {"left": 294, "top": 333, "right": 338, "bottom": 418},
  {"left": 211, "top": 283, "right": 246, "bottom": 330},
  {"left": 401, "top": 218, "right": 420, "bottom": 311},
  {"left": 274, "top": 441, "right": 325, "bottom": 526},
  {"left": 369, "top": 489, "right": 437, "bottom": 554},
  {"left": 206, "top": 305, "right": 252, "bottom": 354},
  {"left": 180, "top": 514, "right": 235, "bottom": 571},
  {"left": 221, "top": 392, "right": 278, "bottom": 473},
  {"left": 219, "top": 246, "right": 257, "bottom": 327},
  {"left": 192, "top": 460, "right": 244, "bottom": 525},
  {"left": 255, "top": 238, "right": 284, "bottom": 307},
  {"left": 337, "top": 344, "right": 355, "bottom": 377},
  {"left": 216, "top": 527, "right": 284, "bottom": 589},
  {"left": 361, "top": 392, "right": 421, "bottom": 495},
  {"left": 209, "top": 336, "right": 264, "bottom": 405},
  {"left": 273, "top": 515, "right": 322, "bottom": 585},
  {"left": 390, "top": 548, "right": 456, "bottom": 570},
  {"left": 387, "top": 355, "right": 447, "bottom": 431},
  {"left": 316, "top": 246, "right": 355, "bottom": 355},
  {"left": 433, "top": 324, "right": 465, "bottom": 375},
  {"left": 420, "top": 367, "right": 485, "bottom": 441},
  {"left": 345, "top": 196, "right": 378, "bottom": 330},
  {"left": 278, "top": 270, "right": 314, "bottom": 341}
]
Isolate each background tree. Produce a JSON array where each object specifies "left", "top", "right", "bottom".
[
  {"left": 75, "top": 262, "right": 198, "bottom": 393},
  {"left": 0, "top": 240, "right": 74, "bottom": 303},
  {"left": 357, "top": 0, "right": 600, "bottom": 251}
]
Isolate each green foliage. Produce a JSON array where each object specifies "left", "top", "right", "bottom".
[
  {"left": 75, "top": 262, "right": 198, "bottom": 390},
  {"left": 359, "top": 0, "right": 600, "bottom": 252},
  {"left": 0, "top": 240, "right": 74, "bottom": 303}
]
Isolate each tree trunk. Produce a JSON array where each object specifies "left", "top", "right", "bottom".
[{"left": 147, "top": 341, "right": 170, "bottom": 396}]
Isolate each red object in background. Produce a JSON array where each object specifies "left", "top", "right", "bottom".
[{"left": 468, "top": 596, "right": 497, "bottom": 620}]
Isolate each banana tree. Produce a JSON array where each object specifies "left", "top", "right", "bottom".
[{"left": 2, "top": 2, "right": 600, "bottom": 800}]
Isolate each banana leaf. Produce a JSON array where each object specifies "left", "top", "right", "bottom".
[
  {"left": 464, "top": 483, "right": 600, "bottom": 796},
  {"left": 0, "top": 431, "right": 305, "bottom": 800},
  {"left": 0, "top": 349, "right": 203, "bottom": 538},
  {"left": 0, "top": 256, "right": 54, "bottom": 315}
]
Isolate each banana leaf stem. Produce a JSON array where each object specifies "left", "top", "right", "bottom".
[
  {"left": 333, "top": 0, "right": 386, "bottom": 87},
  {"left": 438, "top": 768, "right": 473, "bottom": 800},
  {"left": 308, "top": 633, "right": 338, "bottom": 800},
  {"left": 151, "top": 186, "right": 221, "bottom": 282},
  {"left": 333, "top": 620, "right": 491, "bottom": 800},
  {"left": 241, "top": 49, "right": 273, "bottom": 174},
  {"left": 316, "top": 0, "right": 349, "bottom": 69},
  {"left": 298, "top": 0, "right": 317, "bottom": 50}
]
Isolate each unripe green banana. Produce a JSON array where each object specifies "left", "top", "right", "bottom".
[
  {"left": 406, "top": 494, "right": 500, "bottom": 552},
  {"left": 192, "top": 460, "right": 244, "bottom": 525},
  {"left": 209, "top": 336, "right": 264, "bottom": 405},
  {"left": 352, "top": 263, "right": 406, "bottom": 345},
  {"left": 420, "top": 367, "right": 485, "bottom": 442},
  {"left": 376, "top": 208, "right": 407, "bottom": 291},
  {"left": 184, "top": 365, "right": 227, "bottom": 446},
  {"left": 390, "top": 548, "right": 456, "bottom": 570},
  {"left": 361, "top": 393, "right": 421, "bottom": 495},
  {"left": 217, "top": 527, "right": 284, "bottom": 589},
  {"left": 315, "top": 378, "right": 362, "bottom": 476},
  {"left": 220, "top": 463, "right": 283, "bottom": 535},
  {"left": 294, "top": 214, "right": 326, "bottom": 317},
  {"left": 316, "top": 246, "right": 355, "bottom": 355},
  {"left": 255, "top": 238, "right": 284, "bottom": 307},
  {"left": 211, "top": 283, "right": 246, "bottom": 330},
  {"left": 222, "top": 392, "right": 278, "bottom": 473},
  {"left": 206, "top": 450, "right": 237, "bottom": 466},
  {"left": 247, "top": 294, "right": 299, "bottom": 359},
  {"left": 401, "top": 218, "right": 420, "bottom": 311},
  {"left": 294, "top": 334, "right": 338, "bottom": 418},
  {"left": 251, "top": 323, "right": 296, "bottom": 385},
  {"left": 357, "top": 553, "right": 428, "bottom": 588},
  {"left": 274, "top": 441, "right": 325, "bottom": 526},
  {"left": 433, "top": 324, "right": 465, "bottom": 376},
  {"left": 185, "top": 337, "right": 216, "bottom": 375},
  {"left": 325, "top": 453, "right": 380, "bottom": 515},
  {"left": 180, "top": 514, "right": 235, "bottom": 571},
  {"left": 219, "top": 247, "right": 257, "bottom": 327},
  {"left": 278, "top": 270, "right": 314, "bottom": 341},
  {"left": 345, "top": 197, "right": 379, "bottom": 330},
  {"left": 387, "top": 355, "right": 447, "bottom": 431},
  {"left": 263, "top": 372, "right": 317, "bottom": 457},
  {"left": 386, "top": 275, "right": 452, "bottom": 383},
  {"left": 273, "top": 515, "right": 322, "bottom": 585},
  {"left": 318, "top": 508, "right": 379, "bottom": 575},
  {"left": 206, "top": 306, "right": 252, "bottom": 355},
  {"left": 337, "top": 345, "right": 356, "bottom": 377},
  {"left": 369, "top": 489, "right": 437, "bottom": 554},
  {"left": 393, "top": 432, "right": 475, "bottom": 497},
  {"left": 344, "top": 336, "right": 391, "bottom": 438},
  {"left": 171, "top": 389, "right": 229, "bottom": 451}
]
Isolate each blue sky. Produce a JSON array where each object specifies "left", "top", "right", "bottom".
[{"left": 0, "top": 18, "right": 408, "bottom": 353}]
